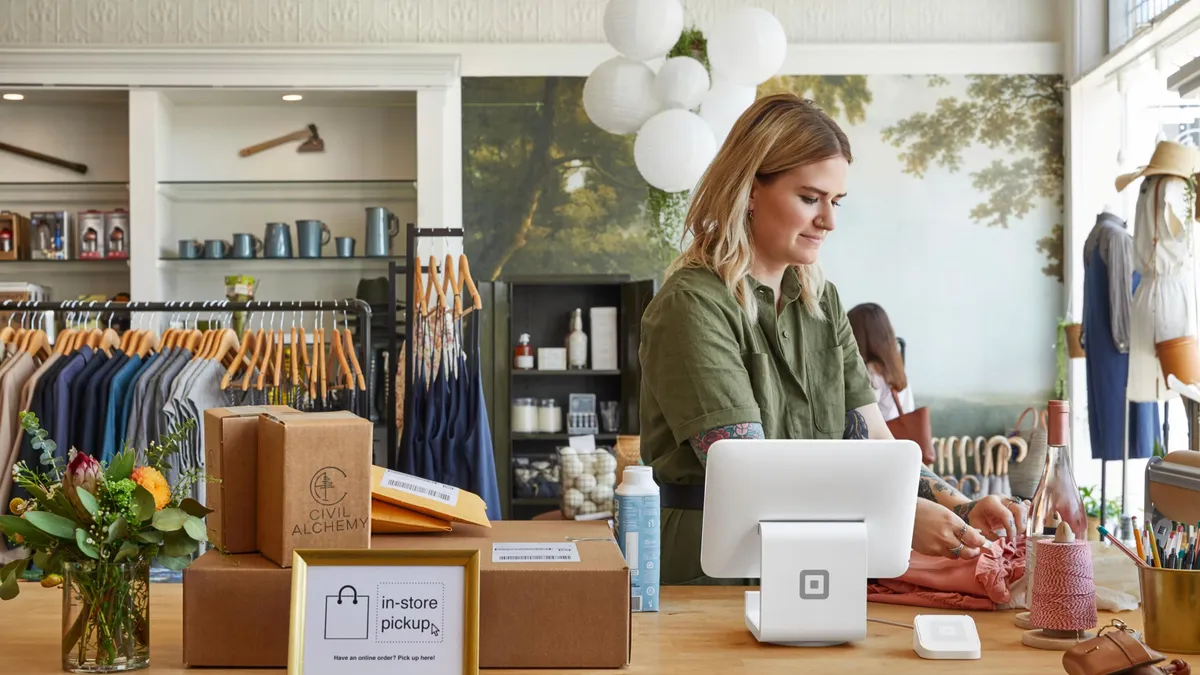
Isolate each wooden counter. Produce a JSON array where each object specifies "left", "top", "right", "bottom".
[{"left": 0, "top": 584, "right": 1176, "bottom": 674}]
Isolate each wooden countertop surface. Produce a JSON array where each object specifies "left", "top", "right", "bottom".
[{"left": 0, "top": 584, "right": 1173, "bottom": 674}]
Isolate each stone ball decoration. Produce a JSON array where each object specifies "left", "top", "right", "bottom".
[{"left": 559, "top": 447, "right": 619, "bottom": 519}]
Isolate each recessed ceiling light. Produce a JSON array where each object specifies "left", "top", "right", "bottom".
[
  {"left": 282, "top": 94, "right": 303, "bottom": 102},
  {"left": 3, "top": 93, "right": 25, "bottom": 101}
]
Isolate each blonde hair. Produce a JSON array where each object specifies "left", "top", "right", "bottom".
[{"left": 667, "top": 93, "right": 852, "bottom": 322}]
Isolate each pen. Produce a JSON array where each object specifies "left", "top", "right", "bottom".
[{"left": 1098, "top": 527, "right": 1148, "bottom": 568}]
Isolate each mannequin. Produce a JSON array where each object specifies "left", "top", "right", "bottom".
[{"left": 1082, "top": 206, "right": 1159, "bottom": 463}]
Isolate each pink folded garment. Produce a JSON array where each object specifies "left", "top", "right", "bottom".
[{"left": 867, "top": 535, "right": 1026, "bottom": 611}]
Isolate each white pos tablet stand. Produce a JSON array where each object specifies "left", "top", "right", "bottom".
[{"left": 699, "top": 439, "right": 921, "bottom": 646}]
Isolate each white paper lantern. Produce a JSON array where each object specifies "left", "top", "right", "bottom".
[
  {"left": 699, "top": 78, "right": 758, "bottom": 147},
  {"left": 583, "top": 56, "right": 663, "bottom": 135},
  {"left": 635, "top": 109, "right": 717, "bottom": 193},
  {"left": 706, "top": 7, "right": 787, "bottom": 86},
  {"left": 603, "top": 0, "right": 685, "bottom": 61},
  {"left": 655, "top": 56, "right": 711, "bottom": 110}
]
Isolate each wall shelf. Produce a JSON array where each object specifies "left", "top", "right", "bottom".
[
  {"left": 0, "top": 260, "right": 129, "bottom": 274},
  {"left": 512, "top": 369, "right": 621, "bottom": 377},
  {"left": 157, "top": 257, "right": 400, "bottom": 272},
  {"left": 157, "top": 179, "right": 416, "bottom": 203},
  {"left": 0, "top": 182, "right": 130, "bottom": 204}
]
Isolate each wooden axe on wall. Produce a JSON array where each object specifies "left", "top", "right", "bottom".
[
  {"left": 0, "top": 141, "right": 88, "bottom": 174},
  {"left": 239, "top": 123, "right": 325, "bottom": 158}
]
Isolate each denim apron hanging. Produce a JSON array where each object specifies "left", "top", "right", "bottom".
[{"left": 443, "top": 315, "right": 503, "bottom": 518}]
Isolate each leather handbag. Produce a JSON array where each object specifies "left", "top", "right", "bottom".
[
  {"left": 1062, "top": 622, "right": 1190, "bottom": 675},
  {"left": 885, "top": 390, "right": 933, "bottom": 466}
]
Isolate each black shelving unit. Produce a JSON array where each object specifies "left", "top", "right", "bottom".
[{"left": 487, "top": 275, "right": 656, "bottom": 520}]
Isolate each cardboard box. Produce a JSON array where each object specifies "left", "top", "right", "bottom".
[
  {"left": 257, "top": 411, "right": 372, "bottom": 567},
  {"left": 375, "top": 520, "right": 631, "bottom": 669},
  {"left": 181, "top": 522, "right": 630, "bottom": 669},
  {"left": 203, "top": 405, "right": 297, "bottom": 553},
  {"left": 182, "top": 551, "right": 292, "bottom": 667}
]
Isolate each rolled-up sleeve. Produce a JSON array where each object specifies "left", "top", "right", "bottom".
[{"left": 639, "top": 290, "right": 761, "bottom": 445}]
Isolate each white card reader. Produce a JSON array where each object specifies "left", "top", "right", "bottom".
[{"left": 912, "top": 614, "right": 981, "bottom": 660}]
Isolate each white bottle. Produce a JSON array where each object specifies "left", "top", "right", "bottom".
[
  {"left": 615, "top": 466, "right": 660, "bottom": 612},
  {"left": 566, "top": 308, "right": 588, "bottom": 370}
]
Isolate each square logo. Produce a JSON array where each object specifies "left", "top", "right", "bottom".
[{"left": 799, "top": 570, "right": 829, "bottom": 600}]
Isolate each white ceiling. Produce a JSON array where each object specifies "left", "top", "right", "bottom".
[{"left": 0, "top": 88, "right": 416, "bottom": 107}]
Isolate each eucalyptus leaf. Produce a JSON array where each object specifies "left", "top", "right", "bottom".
[
  {"left": 154, "top": 554, "right": 192, "bottom": 571},
  {"left": 178, "top": 498, "right": 213, "bottom": 518},
  {"left": 1, "top": 558, "right": 26, "bottom": 583},
  {"left": 105, "top": 448, "right": 135, "bottom": 482},
  {"left": 75, "top": 529, "right": 99, "bottom": 560},
  {"left": 114, "top": 541, "right": 141, "bottom": 563},
  {"left": 0, "top": 515, "right": 54, "bottom": 546},
  {"left": 23, "top": 511, "right": 78, "bottom": 539},
  {"left": 76, "top": 488, "right": 98, "bottom": 517},
  {"left": 134, "top": 530, "right": 163, "bottom": 545},
  {"left": 183, "top": 516, "right": 207, "bottom": 542},
  {"left": 0, "top": 570, "right": 18, "bottom": 600},
  {"left": 152, "top": 508, "right": 188, "bottom": 532},
  {"left": 41, "top": 439, "right": 57, "bottom": 454},
  {"left": 31, "top": 438, "right": 43, "bottom": 450},
  {"left": 132, "top": 486, "right": 156, "bottom": 523},
  {"left": 162, "top": 530, "right": 198, "bottom": 558},
  {"left": 106, "top": 517, "right": 129, "bottom": 545}
]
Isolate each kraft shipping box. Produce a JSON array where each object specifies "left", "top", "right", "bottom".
[
  {"left": 257, "top": 410, "right": 373, "bottom": 567},
  {"left": 203, "top": 405, "right": 296, "bottom": 553},
  {"left": 181, "top": 521, "right": 631, "bottom": 669},
  {"left": 183, "top": 551, "right": 292, "bottom": 667}
]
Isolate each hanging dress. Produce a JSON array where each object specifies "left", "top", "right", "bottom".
[
  {"left": 1127, "top": 174, "right": 1197, "bottom": 403},
  {"left": 1082, "top": 212, "right": 1160, "bottom": 460}
]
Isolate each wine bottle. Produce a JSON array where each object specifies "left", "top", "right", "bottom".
[{"left": 1026, "top": 400, "right": 1088, "bottom": 540}]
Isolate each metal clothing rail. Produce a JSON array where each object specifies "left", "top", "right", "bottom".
[
  {"left": 6, "top": 299, "right": 373, "bottom": 419},
  {"left": 387, "top": 224, "right": 465, "bottom": 468}
]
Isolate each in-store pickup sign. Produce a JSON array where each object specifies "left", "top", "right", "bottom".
[{"left": 289, "top": 549, "right": 480, "bottom": 675}]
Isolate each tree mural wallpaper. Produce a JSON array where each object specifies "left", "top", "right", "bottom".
[{"left": 462, "top": 73, "right": 1065, "bottom": 435}]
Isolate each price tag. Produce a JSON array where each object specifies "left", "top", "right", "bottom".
[
  {"left": 491, "top": 542, "right": 581, "bottom": 563},
  {"left": 290, "top": 549, "right": 480, "bottom": 675}
]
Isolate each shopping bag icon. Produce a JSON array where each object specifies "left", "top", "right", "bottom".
[{"left": 324, "top": 585, "right": 370, "bottom": 640}]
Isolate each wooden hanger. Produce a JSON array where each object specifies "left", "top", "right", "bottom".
[
  {"left": 289, "top": 324, "right": 300, "bottom": 388},
  {"left": 135, "top": 330, "right": 160, "bottom": 359},
  {"left": 342, "top": 327, "right": 366, "bottom": 391},
  {"left": 241, "top": 325, "right": 266, "bottom": 392},
  {"left": 329, "top": 315, "right": 352, "bottom": 390},
  {"left": 255, "top": 326, "right": 276, "bottom": 391},
  {"left": 297, "top": 325, "right": 311, "bottom": 391},
  {"left": 443, "top": 254, "right": 462, "bottom": 317},
  {"left": 457, "top": 255, "right": 483, "bottom": 319},
  {"left": 425, "top": 255, "right": 446, "bottom": 317},
  {"left": 413, "top": 260, "right": 426, "bottom": 316},
  {"left": 272, "top": 325, "right": 284, "bottom": 390},
  {"left": 221, "top": 329, "right": 255, "bottom": 389},
  {"left": 317, "top": 327, "right": 327, "bottom": 403}
]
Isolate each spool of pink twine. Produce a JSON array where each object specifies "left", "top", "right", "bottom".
[{"left": 1028, "top": 538, "right": 1097, "bottom": 631}]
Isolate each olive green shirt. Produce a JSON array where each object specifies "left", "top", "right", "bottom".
[{"left": 638, "top": 265, "right": 876, "bottom": 584}]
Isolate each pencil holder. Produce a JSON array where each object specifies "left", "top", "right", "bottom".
[{"left": 1137, "top": 566, "right": 1200, "bottom": 654}]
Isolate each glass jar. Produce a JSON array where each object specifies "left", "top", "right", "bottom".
[
  {"left": 512, "top": 398, "right": 538, "bottom": 433},
  {"left": 62, "top": 558, "right": 151, "bottom": 673},
  {"left": 537, "top": 399, "right": 562, "bottom": 433}
]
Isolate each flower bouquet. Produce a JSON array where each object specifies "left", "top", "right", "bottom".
[{"left": 0, "top": 412, "right": 208, "bottom": 673}]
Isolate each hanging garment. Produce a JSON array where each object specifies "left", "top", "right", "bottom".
[
  {"left": 1083, "top": 213, "right": 1160, "bottom": 460},
  {"left": 449, "top": 315, "right": 502, "bottom": 518},
  {"left": 1127, "top": 175, "right": 1197, "bottom": 402}
]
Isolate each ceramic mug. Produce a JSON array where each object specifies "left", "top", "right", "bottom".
[
  {"left": 232, "top": 233, "right": 262, "bottom": 259},
  {"left": 336, "top": 237, "right": 356, "bottom": 258},
  {"left": 204, "top": 239, "right": 231, "bottom": 259},
  {"left": 177, "top": 239, "right": 202, "bottom": 259}
]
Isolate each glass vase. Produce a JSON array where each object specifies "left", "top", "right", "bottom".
[{"left": 62, "top": 559, "right": 150, "bottom": 673}]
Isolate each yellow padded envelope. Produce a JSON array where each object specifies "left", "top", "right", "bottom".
[
  {"left": 371, "top": 500, "right": 452, "bottom": 534},
  {"left": 370, "top": 466, "right": 492, "bottom": 528}
]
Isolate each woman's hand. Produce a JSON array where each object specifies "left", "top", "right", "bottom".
[
  {"left": 912, "top": 498, "right": 990, "bottom": 560},
  {"left": 952, "top": 495, "right": 1029, "bottom": 541}
]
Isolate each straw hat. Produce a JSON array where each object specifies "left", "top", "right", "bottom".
[{"left": 1115, "top": 141, "right": 1200, "bottom": 192}]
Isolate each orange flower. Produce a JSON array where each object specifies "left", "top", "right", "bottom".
[{"left": 131, "top": 466, "right": 170, "bottom": 510}]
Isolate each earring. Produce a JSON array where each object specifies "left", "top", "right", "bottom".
[{"left": 747, "top": 208, "right": 754, "bottom": 220}]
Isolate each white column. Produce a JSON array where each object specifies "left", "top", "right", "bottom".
[
  {"left": 415, "top": 79, "right": 464, "bottom": 260},
  {"left": 128, "top": 90, "right": 169, "bottom": 302}
]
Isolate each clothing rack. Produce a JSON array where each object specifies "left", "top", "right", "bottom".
[
  {"left": 6, "top": 299, "right": 374, "bottom": 419},
  {"left": 386, "top": 224, "right": 466, "bottom": 469}
]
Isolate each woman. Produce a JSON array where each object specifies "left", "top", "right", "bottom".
[
  {"left": 848, "top": 303, "right": 914, "bottom": 422},
  {"left": 638, "top": 94, "right": 1028, "bottom": 585}
]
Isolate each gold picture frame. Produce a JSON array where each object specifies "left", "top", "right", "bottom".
[{"left": 288, "top": 548, "right": 481, "bottom": 675}]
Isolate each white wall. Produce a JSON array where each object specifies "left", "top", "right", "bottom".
[{"left": 0, "top": 0, "right": 1062, "bottom": 46}]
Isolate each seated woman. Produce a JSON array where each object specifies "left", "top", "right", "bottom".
[
  {"left": 848, "top": 302, "right": 914, "bottom": 422},
  {"left": 638, "top": 93, "right": 1028, "bottom": 586}
]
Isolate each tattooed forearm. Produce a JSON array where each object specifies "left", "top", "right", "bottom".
[
  {"left": 843, "top": 410, "right": 868, "bottom": 439},
  {"left": 689, "top": 422, "right": 765, "bottom": 467},
  {"left": 918, "top": 466, "right": 965, "bottom": 505},
  {"left": 952, "top": 501, "right": 978, "bottom": 521}
]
